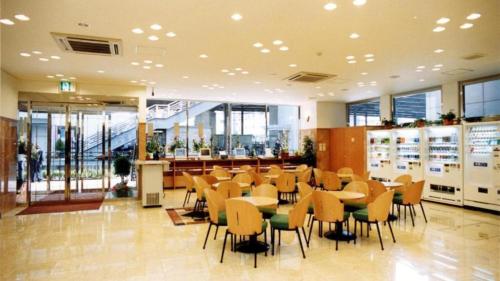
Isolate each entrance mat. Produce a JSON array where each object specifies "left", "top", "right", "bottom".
[
  {"left": 166, "top": 207, "right": 209, "bottom": 226},
  {"left": 16, "top": 200, "right": 103, "bottom": 216}
]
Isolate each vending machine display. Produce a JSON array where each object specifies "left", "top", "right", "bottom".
[
  {"left": 463, "top": 121, "right": 500, "bottom": 211},
  {"left": 392, "top": 128, "right": 424, "bottom": 181},
  {"left": 367, "top": 130, "right": 393, "bottom": 181},
  {"left": 423, "top": 125, "right": 463, "bottom": 206}
]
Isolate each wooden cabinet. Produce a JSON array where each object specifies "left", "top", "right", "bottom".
[{"left": 329, "top": 127, "right": 367, "bottom": 175}]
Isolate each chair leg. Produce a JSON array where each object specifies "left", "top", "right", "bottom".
[
  {"left": 367, "top": 223, "right": 370, "bottom": 238},
  {"left": 388, "top": 221, "right": 396, "bottom": 243},
  {"left": 307, "top": 213, "right": 313, "bottom": 227},
  {"left": 302, "top": 227, "right": 309, "bottom": 248},
  {"left": 353, "top": 220, "right": 357, "bottom": 245},
  {"left": 182, "top": 191, "right": 189, "bottom": 207},
  {"left": 271, "top": 227, "right": 275, "bottom": 255},
  {"left": 230, "top": 233, "right": 234, "bottom": 251},
  {"left": 264, "top": 230, "right": 267, "bottom": 256},
  {"left": 214, "top": 225, "right": 219, "bottom": 240},
  {"left": 253, "top": 235, "right": 258, "bottom": 268},
  {"left": 278, "top": 230, "right": 281, "bottom": 245},
  {"left": 203, "top": 222, "right": 212, "bottom": 249},
  {"left": 375, "top": 222, "right": 384, "bottom": 251},
  {"left": 308, "top": 218, "right": 315, "bottom": 244},
  {"left": 220, "top": 230, "right": 229, "bottom": 263},
  {"left": 360, "top": 221, "right": 363, "bottom": 237},
  {"left": 420, "top": 202, "right": 428, "bottom": 223},
  {"left": 409, "top": 205, "right": 415, "bottom": 227},
  {"left": 404, "top": 206, "right": 407, "bottom": 222},
  {"left": 411, "top": 205, "right": 417, "bottom": 217},
  {"left": 296, "top": 229, "right": 306, "bottom": 259}
]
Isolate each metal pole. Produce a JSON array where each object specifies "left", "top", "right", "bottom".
[
  {"left": 47, "top": 112, "right": 52, "bottom": 191},
  {"left": 64, "top": 105, "right": 71, "bottom": 202},
  {"left": 26, "top": 101, "right": 32, "bottom": 205}
]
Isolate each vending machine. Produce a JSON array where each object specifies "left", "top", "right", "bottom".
[
  {"left": 463, "top": 121, "right": 500, "bottom": 211},
  {"left": 367, "top": 130, "right": 393, "bottom": 181},
  {"left": 391, "top": 128, "right": 424, "bottom": 181},
  {"left": 423, "top": 125, "right": 463, "bottom": 206}
]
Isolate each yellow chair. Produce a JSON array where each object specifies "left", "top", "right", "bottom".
[
  {"left": 322, "top": 171, "right": 342, "bottom": 191},
  {"left": 247, "top": 170, "right": 270, "bottom": 186},
  {"left": 337, "top": 167, "right": 354, "bottom": 174},
  {"left": 343, "top": 181, "right": 370, "bottom": 212},
  {"left": 252, "top": 184, "right": 278, "bottom": 219},
  {"left": 210, "top": 169, "right": 230, "bottom": 179},
  {"left": 215, "top": 181, "right": 240, "bottom": 199},
  {"left": 270, "top": 193, "right": 311, "bottom": 258},
  {"left": 200, "top": 175, "right": 218, "bottom": 186},
  {"left": 353, "top": 190, "right": 396, "bottom": 250},
  {"left": 350, "top": 174, "right": 366, "bottom": 182},
  {"left": 182, "top": 172, "right": 196, "bottom": 207},
  {"left": 220, "top": 199, "right": 268, "bottom": 268},
  {"left": 366, "top": 180, "right": 387, "bottom": 204},
  {"left": 393, "top": 174, "right": 412, "bottom": 195},
  {"left": 193, "top": 176, "right": 211, "bottom": 213},
  {"left": 240, "top": 165, "right": 255, "bottom": 172},
  {"left": 296, "top": 167, "right": 312, "bottom": 184},
  {"left": 213, "top": 165, "right": 225, "bottom": 171},
  {"left": 297, "top": 182, "right": 315, "bottom": 227},
  {"left": 276, "top": 173, "right": 297, "bottom": 203},
  {"left": 308, "top": 190, "right": 350, "bottom": 250},
  {"left": 203, "top": 189, "right": 227, "bottom": 249},
  {"left": 393, "top": 180, "right": 427, "bottom": 226},
  {"left": 295, "top": 164, "right": 308, "bottom": 172},
  {"left": 362, "top": 170, "right": 371, "bottom": 181},
  {"left": 313, "top": 168, "right": 323, "bottom": 189},
  {"left": 268, "top": 165, "right": 282, "bottom": 175}
]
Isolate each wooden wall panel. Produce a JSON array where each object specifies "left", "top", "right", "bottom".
[
  {"left": 330, "top": 128, "right": 345, "bottom": 172},
  {"left": 330, "top": 127, "right": 366, "bottom": 175},
  {"left": 315, "top": 129, "right": 331, "bottom": 171},
  {"left": 138, "top": 122, "right": 146, "bottom": 161},
  {"left": 0, "top": 117, "right": 18, "bottom": 216}
]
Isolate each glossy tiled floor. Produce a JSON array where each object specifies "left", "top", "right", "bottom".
[{"left": 1, "top": 190, "right": 498, "bottom": 281}]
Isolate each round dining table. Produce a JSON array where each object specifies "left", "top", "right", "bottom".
[
  {"left": 264, "top": 174, "right": 280, "bottom": 179},
  {"left": 232, "top": 196, "right": 278, "bottom": 207},
  {"left": 325, "top": 191, "right": 365, "bottom": 241},
  {"left": 212, "top": 182, "right": 250, "bottom": 189},
  {"left": 229, "top": 169, "right": 246, "bottom": 174},
  {"left": 215, "top": 176, "right": 231, "bottom": 181},
  {"left": 381, "top": 181, "right": 403, "bottom": 189}
]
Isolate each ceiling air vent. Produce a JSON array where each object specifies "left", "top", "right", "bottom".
[
  {"left": 52, "top": 33, "right": 122, "bottom": 56},
  {"left": 442, "top": 68, "right": 474, "bottom": 76},
  {"left": 286, "top": 72, "right": 336, "bottom": 83},
  {"left": 462, "top": 53, "right": 485, "bottom": 60}
]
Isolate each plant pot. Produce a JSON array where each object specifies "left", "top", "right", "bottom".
[{"left": 443, "top": 119, "right": 454, "bottom": 126}]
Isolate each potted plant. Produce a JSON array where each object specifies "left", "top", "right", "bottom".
[
  {"left": 414, "top": 118, "right": 426, "bottom": 128},
  {"left": 168, "top": 137, "right": 185, "bottom": 153},
  {"left": 301, "top": 136, "right": 316, "bottom": 167},
  {"left": 146, "top": 139, "right": 158, "bottom": 159},
  {"left": 381, "top": 118, "right": 395, "bottom": 129},
  {"left": 439, "top": 110, "right": 456, "bottom": 126},
  {"left": 55, "top": 138, "right": 65, "bottom": 158},
  {"left": 113, "top": 155, "right": 131, "bottom": 197}
]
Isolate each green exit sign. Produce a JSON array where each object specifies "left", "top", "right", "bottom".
[{"left": 59, "top": 81, "right": 75, "bottom": 93}]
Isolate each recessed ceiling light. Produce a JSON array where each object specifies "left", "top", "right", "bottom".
[
  {"left": 131, "top": 28, "right": 144, "bottom": 34},
  {"left": 460, "top": 23, "right": 473, "bottom": 29},
  {"left": 130, "top": 80, "right": 137, "bottom": 83},
  {"left": 433, "top": 26, "right": 446, "bottom": 32},
  {"left": 347, "top": 60, "right": 357, "bottom": 64},
  {"left": 69, "top": 77, "right": 76, "bottom": 80},
  {"left": 143, "top": 60, "right": 152, "bottom": 64},
  {"left": 289, "top": 64, "right": 297, "bottom": 67},
  {"left": 361, "top": 72, "right": 368, "bottom": 75},
  {"left": 149, "top": 81, "right": 156, "bottom": 85},
  {"left": 317, "top": 93, "right": 325, "bottom": 97},
  {"left": 234, "top": 67, "right": 242, "bottom": 71},
  {"left": 131, "top": 62, "right": 140, "bottom": 66},
  {"left": 273, "top": 40, "right": 283, "bottom": 45},
  {"left": 432, "top": 68, "right": 441, "bottom": 71},
  {"left": 148, "top": 35, "right": 159, "bottom": 41},
  {"left": 260, "top": 48, "right": 270, "bottom": 53},
  {"left": 46, "top": 75, "right": 54, "bottom": 79},
  {"left": 0, "top": 19, "right": 15, "bottom": 25},
  {"left": 97, "top": 70, "right": 104, "bottom": 73},
  {"left": 199, "top": 54, "right": 208, "bottom": 58},
  {"left": 231, "top": 13, "right": 242, "bottom": 21},
  {"left": 32, "top": 51, "right": 42, "bottom": 55},
  {"left": 279, "top": 46, "right": 289, "bottom": 51},
  {"left": 436, "top": 17, "right": 450, "bottom": 24},
  {"left": 20, "top": 52, "right": 31, "bottom": 57},
  {"left": 349, "top": 33, "right": 360, "bottom": 39},
  {"left": 150, "top": 24, "right": 162, "bottom": 30},
  {"left": 323, "top": 3, "right": 337, "bottom": 11},
  {"left": 182, "top": 76, "right": 189, "bottom": 79},
  {"left": 228, "top": 72, "right": 235, "bottom": 76},
  {"left": 14, "top": 14, "right": 30, "bottom": 21},
  {"left": 353, "top": 0, "right": 367, "bottom": 6},
  {"left": 254, "top": 81, "right": 261, "bottom": 84},
  {"left": 419, "top": 79, "right": 425, "bottom": 82},
  {"left": 434, "top": 64, "right": 443, "bottom": 67},
  {"left": 253, "top": 42, "right": 263, "bottom": 48},
  {"left": 346, "top": 55, "right": 355, "bottom": 60},
  {"left": 55, "top": 74, "right": 64, "bottom": 77},
  {"left": 365, "top": 58, "right": 375, "bottom": 62},
  {"left": 140, "top": 79, "right": 147, "bottom": 82},
  {"left": 143, "top": 65, "right": 151, "bottom": 69},
  {"left": 221, "top": 69, "right": 229, "bottom": 73},
  {"left": 50, "top": 55, "right": 61, "bottom": 60},
  {"left": 434, "top": 49, "right": 444, "bottom": 53},
  {"left": 155, "top": 64, "right": 164, "bottom": 68},
  {"left": 416, "top": 65, "right": 426, "bottom": 69},
  {"left": 241, "top": 71, "right": 249, "bottom": 74},
  {"left": 315, "top": 86, "right": 321, "bottom": 89},
  {"left": 328, "top": 92, "right": 335, "bottom": 96},
  {"left": 166, "top": 32, "right": 176, "bottom": 38},
  {"left": 39, "top": 58, "right": 49, "bottom": 62},
  {"left": 364, "top": 54, "right": 374, "bottom": 58},
  {"left": 466, "top": 13, "right": 481, "bottom": 20}
]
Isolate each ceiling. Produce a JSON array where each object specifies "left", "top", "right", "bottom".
[{"left": 2, "top": 0, "right": 500, "bottom": 105}]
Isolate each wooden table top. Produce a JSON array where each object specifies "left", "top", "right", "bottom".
[
  {"left": 212, "top": 182, "right": 250, "bottom": 188},
  {"left": 329, "top": 191, "right": 365, "bottom": 201},
  {"left": 229, "top": 169, "right": 246, "bottom": 174},
  {"left": 232, "top": 196, "right": 278, "bottom": 207},
  {"left": 381, "top": 181, "right": 403, "bottom": 188},
  {"left": 215, "top": 176, "right": 231, "bottom": 181},
  {"left": 264, "top": 174, "right": 280, "bottom": 179}
]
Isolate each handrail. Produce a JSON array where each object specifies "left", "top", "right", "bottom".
[{"left": 146, "top": 100, "right": 200, "bottom": 120}]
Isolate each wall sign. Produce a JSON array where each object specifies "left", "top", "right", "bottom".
[{"left": 59, "top": 81, "right": 75, "bottom": 93}]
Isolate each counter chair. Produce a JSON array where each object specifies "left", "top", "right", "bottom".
[
  {"left": 203, "top": 189, "right": 227, "bottom": 249},
  {"left": 392, "top": 180, "right": 427, "bottom": 226},
  {"left": 182, "top": 172, "right": 196, "bottom": 207},
  {"left": 276, "top": 173, "right": 297, "bottom": 203},
  {"left": 270, "top": 193, "right": 311, "bottom": 258},
  {"left": 322, "top": 171, "right": 342, "bottom": 191},
  {"left": 252, "top": 184, "right": 278, "bottom": 219}
]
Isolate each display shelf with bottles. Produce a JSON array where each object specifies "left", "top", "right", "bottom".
[
  {"left": 427, "top": 134, "right": 460, "bottom": 164},
  {"left": 466, "top": 125, "right": 500, "bottom": 156},
  {"left": 395, "top": 136, "right": 420, "bottom": 161},
  {"left": 368, "top": 137, "right": 391, "bottom": 160}
]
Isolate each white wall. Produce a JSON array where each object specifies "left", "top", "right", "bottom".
[
  {"left": 0, "top": 70, "right": 19, "bottom": 120},
  {"left": 316, "top": 102, "right": 346, "bottom": 128},
  {"left": 300, "top": 101, "right": 317, "bottom": 129},
  {"left": 441, "top": 81, "right": 460, "bottom": 115}
]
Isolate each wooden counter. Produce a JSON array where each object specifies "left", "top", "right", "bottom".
[{"left": 161, "top": 157, "right": 304, "bottom": 189}]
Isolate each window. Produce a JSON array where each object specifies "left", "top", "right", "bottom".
[
  {"left": 463, "top": 78, "right": 500, "bottom": 118},
  {"left": 267, "top": 105, "right": 299, "bottom": 154},
  {"left": 393, "top": 89, "right": 441, "bottom": 124},
  {"left": 347, "top": 99, "right": 380, "bottom": 126}
]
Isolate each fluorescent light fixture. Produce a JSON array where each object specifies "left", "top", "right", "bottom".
[
  {"left": 466, "top": 13, "right": 481, "bottom": 20},
  {"left": 436, "top": 17, "right": 450, "bottom": 24},
  {"left": 324, "top": 3, "right": 337, "bottom": 11},
  {"left": 460, "top": 23, "right": 473, "bottom": 29},
  {"left": 150, "top": 24, "right": 162, "bottom": 30},
  {"left": 14, "top": 14, "right": 30, "bottom": 21},
  {"left": 0, "top": 19, "right": 15, "bottom": 25},
  {"left": 131, "top": 28, "right": 144, "bottom": 34}
]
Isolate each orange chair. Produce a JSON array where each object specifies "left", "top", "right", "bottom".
[
  {"left": 276, "top": 173, "right": 297, "bottom": 203},
  {"left": 182, "top": 172, "right": 196, "bottom": 207},
  {"left": 392, "top": 180, "right": 427, "bottom": 226},
  {"left": 322, "top": 171, "right": 342, "bottom": 191}
]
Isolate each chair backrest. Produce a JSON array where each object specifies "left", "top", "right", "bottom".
[
  {"left": 213, "top": 165, "right": 225, "bottom": 171},
  {"left": 362, "top": 170, "right": 371, "bottom": 181},
  {"left": 268, "top": 165, "right": 282, "bottom": 175},
  {"left": 297, "top": 182, "right": 313, "bottom": 199},
  {"left": 289, "top": 193, "right": 312, "bottom": 228},
  {"left": 193, "top": 176, "right": 211, "bottom": 200},
  {"left": 200, "top": 175, "right": 218, "bottom": 185},
  {"left": 252, "top": 184, "right": 278, "bottom": 199},
  {"left": 367, "top": 190, "right": 394, "bottom": 222},
  {"left": 210, "top": 169, "right": 229, "bottom": 178},
  {"left": 206, "top": 188, "right": 225, "bottom": 224},
  {"left": 337, "top": 167, "right": 354, "bottom": 174},
  {"left": 240, "top": 165, "right": 255, "bottom": 172},
  {"left": 276, "top": 173, "right": 295, "bottom": 192},
  {"left": 394, "top": 174, "right": 412, "bottom": 186},
  {"left": 311, "top": 190, "right": 345, "bottom": 223},
  {"left": 313, "top": 168, "right": 323, "bottom": 186},
  {"left": 232, "top": 173, "right": 252, "bottom": 184},
  {"left": 403, "top": 180, "right": 425, "bottom": 204},
  {"left": 247, "top": 170, "right": 266, "bottom": 186},
  {"left": 350, "top": 174, "right": 365, "bottom": 182},
  {"left": 296, "top": 164, "right": 308, "bottom": 172},
  {"left": 366, "top": 180, "right": 387, "bottom": 203},
  {"left": 343, "top": 181, "right": 370, "bottom": 197},
  {"left": 228, "top": 181, "right": 242, "bottom": 198},
  {"left": 226, "top": 199, "right": 263, "bottom": 235},
  {"left": 322, "top": 171, "right": 342, "bottom": 191},
  {"left": 182, "top": 172, "right": 195, "bottom": 191},
  {"left": 297, "top": 167, "right": 312, "bottom": 183},
  {"left": 216, "top": 181, "right": 235, "bottom": 199}
]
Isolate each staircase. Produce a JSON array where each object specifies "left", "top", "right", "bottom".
[
  {"left": 83, "top": 119, "right": 137, "bottom": 153},
  {"left": 147, "top": 101, "right": 221, "bottom": 130}
]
